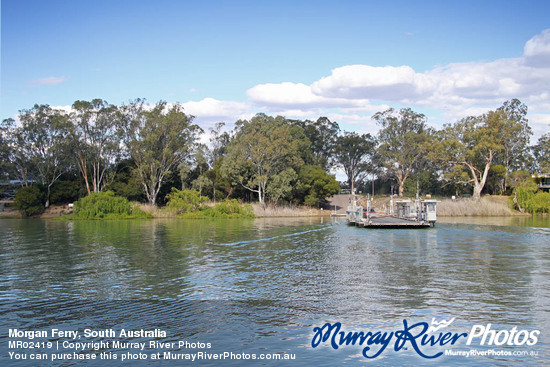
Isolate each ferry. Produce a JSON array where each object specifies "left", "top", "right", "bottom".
[{"left": 346, "top": 195, "right": 439, "bottom": 228}]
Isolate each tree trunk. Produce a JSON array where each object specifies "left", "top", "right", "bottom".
[
  {"left": 45, "top": 185, "right": 51, "bottom": 208},
  {"left": 147, "top": 191, "right": 157, "bottom": 206},
  {"left": 258, "top": 182, "right": 265, "bottom": 206},
  {"left": 472, "top": 183, "right": 483, "bottom": 201},
  {"left": 397, "top": 171, "right": 408, "bottom": 197},
  {"left": 513, "top": 191, "right": 525, "bottom": 213},
  {"left": 468, "top": 153, "right": 492, "bottom": 202}
]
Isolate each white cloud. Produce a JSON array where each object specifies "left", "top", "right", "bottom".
[
  {"left": 311, "top": 65, "right": 421, "bottom": 100},
  {"left": 247, "top": 29, "right": 550, "bottom": 107},
  {"left": 30, "top": 76, "right": 67, "bottom": 86},
  {"left": 182, "top": 98, "right": 249, "bottom": 119},
  {"left": 524, "top": 29, "right": 550, "bottom": 67},
  {"left": 26, "top": 30, "right": 550, "bottom": 144},
  {"left": 247, "top": 82, "right": 323, "bottom": 106},
  {"left": 529, "top": 114, "right": 550, "bottom": 138},
  {"left": 237, "top": 28, "right": 550, "bottom": 140},
  {"left": 247, "top": 82, "right": 365, "bottom": 108},
  {"left": 181, "top": 98, "right": 254, "bottom": 131}
]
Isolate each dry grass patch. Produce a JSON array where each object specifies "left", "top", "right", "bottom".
[
  {"left": 437, "top": 196, "right": 515, "bottom": 216},
  {"left": 252, "top": 203, "right": 326, "bottom": 217},
  {"left": 137, "top": 203, "right": 175, "bottom": 218}
]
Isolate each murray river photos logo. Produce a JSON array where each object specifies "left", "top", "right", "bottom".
[{"left": 311, "top": 318, "right": 540, "bottom": 360}]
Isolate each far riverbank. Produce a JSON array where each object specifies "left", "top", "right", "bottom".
[{"left": 0, "top": 195, "right": 532, "bottom": 219}]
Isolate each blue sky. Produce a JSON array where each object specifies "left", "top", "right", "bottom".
[{"left": 2, "top": 0, "right": 550, "bottom": 139}]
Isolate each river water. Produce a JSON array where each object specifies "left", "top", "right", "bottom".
[{"left": 0, "top": 217, "right": 548, "bottom": 366}]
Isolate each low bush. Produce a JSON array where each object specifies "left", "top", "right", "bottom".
[
  {"left": 523, "top": 192, "right": 550, "bottom": 214},
  {"left": 166, "top": 189, "right": 254, "bottom": 218},
  {"left": 196, "top": 199, "right": 255, "bottom": 218},
  {"left": 165, "top": 189, "right": 206, "bottom": 214},
  {"left": 73, "top": 191, "right": 151, "bottom": 219},
  {"left": 14, "top": 185, "right": 45, "bottom": 217},
  {"left": 50, "top": 180, "right": 82, "bottom": 204},
  {"left": 509, "top": 179, "right": 550, "bottom": 214}
]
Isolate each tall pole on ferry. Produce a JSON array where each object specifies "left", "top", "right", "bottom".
[{"left": 371, "top": 160, "right": 375, "bottom": 198}]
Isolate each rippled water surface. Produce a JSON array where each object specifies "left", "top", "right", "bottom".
[{"left": 1, "top": 217, "right": 549, "bottom": 366}]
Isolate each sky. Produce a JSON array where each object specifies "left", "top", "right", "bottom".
[{"left": 2, "top": 0, "right": 550, "bottom": 141}]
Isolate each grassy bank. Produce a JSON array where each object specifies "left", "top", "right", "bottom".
[
  {"left": 252, "top": 203, "right": 329, "bottom": 217},
  {"left": 437, "top": 196, "right": 518, "bottom": 217},
  {"left": 138, "top": 201, "right": 330, "bottom": 218},
  {"left": 355, "top": 195, "right": 522, "bottom": 217},
  {"left": 3, "top": 194, "right": 524, "bottom": 219}
]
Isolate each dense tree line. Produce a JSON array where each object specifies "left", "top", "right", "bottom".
[{"left": 1, "top": 98, "right": 549, "bottom": 213}]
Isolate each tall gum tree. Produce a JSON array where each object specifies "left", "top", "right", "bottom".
[
  {"left": 69, "top": 99, "right": 121, "bottom": 195},
  {"left": 532, "top": 133, "right": 550, "bottom": 173},
  {"left": 221, "top": 114, "right": 304, "bottom": 205},
  {"left": 17, "top": 105, "right": 72, "bottom": 207},
  {"left": 121, "top": 100, "right": 201, "bottom": 206},
  {"left": 333, "top": 131, "right": 377, "bottom": 194},
  {"left": 292, "top": 117, "right": 340, "bottom": 170},
  {"left": 496, "top": 99, "right": 532, "bottom": 186},
  {"left": 437, "top": 110, "right": 507, "bottom": 201},
  {"left": 372, "top": 108, "right": 431, "bottom": 197}
]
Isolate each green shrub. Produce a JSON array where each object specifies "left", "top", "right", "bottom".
[
  {"left": 14, "top": 185, "right": 45, "bottom": 217},
  {"left": 526, "top": 192, "right": 550, "bottom": 214},
  {"left": 73, "top": 191, "right": 150, "bottom": 219},
  {"left": 197, "top": 199, "right": 255, "bottom": 218},
  {"left": 166, "top": 189, "right": 254, "bottom": 218},
  {"left": 166, "top": 189, "right": 206, "bottom": 214},
  {"left": 50, "top": 180, "right": 82, "bottom": 204},
  {"left": 510, "top": 178, "right": 550, "bottom": 214}
]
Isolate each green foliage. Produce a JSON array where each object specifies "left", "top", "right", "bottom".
[
  {"left": 69, "top": 99, "right": 121, "bottom": 194},
  {"left": 508, "top": 170, "right": 532, "bottom": 189},
  {"left": 333, "top": 131, "right": 377, "bottom": 194},
  {"left": 296, "top": 165, "right": 340, "bottom": 207},
  {"left": 73, "top": 191, "right": 150, "bottom": 219},
  {"left": 5, "top": 97, "right": 541, "bottom": 211},
  {"left": 373, "top": 107, "right": 431, "bottom": 196},
  {"left": 165, "top": 189, "right": 206, "bottom": 214},
  {"left": 105, "top": 159, "right": 147, "bottom": 202},
  {"left": 194, "top": 199, "right": 255, "bottom": 218},
  {"left": 121, "top": 101, "right": 202, "bottom": 205},
  {"left": 403, "top": 171, "right": 441, "bottom": 197},
  {"left": 14, "top": 185, "right": 45, "bottom": 217},
  {"left": 291, "top": 117, "right": 339, "bottom": 170},
  {"left": 222, "top": 114, "right": 306, "bottom": 204},
  {"left": 533, "top": 133, "right": 550, "bottom": 173},
  {"left": 50, "top": 180, "right": 83, "bottom": 204},
  {"left": 166, "top": 189, "right": 254, "bottom": 218},
  {"left": 266, "top": 168, "right": 297, "bottom": 203},
  {"left": 192, "top": 174, "right": 213, "bottom": 197},
  {"left": 496, "top": 99, "right": 532, "bottom": 173},
  {"left": 527, "top": 192, "right": 550, "bottom": 214},
  {"left": 509, "top": 177, "right": 550, "bottom": 214},
  {"left": 486, "top": 164, "right": 507, "bottom": 194},
  {"left": 1, "top": 119, "right": 15, "bottom": 179},
  {"left": 437, "top": 110, "right": 508, "bottom": 200}
]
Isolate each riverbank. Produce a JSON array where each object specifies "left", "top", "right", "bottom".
[
  {"left": 137, "top": 202, "right": 329, "bottom": 218},
  {"left": 0, "top": 202, "right": 330, "bottom": 219},
  {"left": 0, "top": 195, "right": 529, "bottom": 219},
  {"left": 436, "top": 196, "right": 520, "bottom": 216}
]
